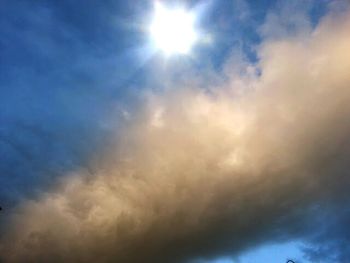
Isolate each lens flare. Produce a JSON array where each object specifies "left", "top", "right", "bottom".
[{"left": 150, "top": 2, "right": 198, "bottom": 55}]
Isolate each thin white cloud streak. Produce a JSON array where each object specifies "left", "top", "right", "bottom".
[{"left": 1, "top": 8, "right": 350, "bottom": 263}]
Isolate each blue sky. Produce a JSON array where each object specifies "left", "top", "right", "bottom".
[
  {"left": 1, "top": 0, "right": 350, "bottom": 262},
  {"left": 195, "top": 242, "right": 304, "bottom": 263}
]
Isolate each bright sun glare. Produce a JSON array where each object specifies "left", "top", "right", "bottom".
[{"left": 150, "top": 2, "right": 198, "bottom": 56}]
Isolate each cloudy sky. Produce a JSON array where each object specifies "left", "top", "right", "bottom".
[{"left": 1, "top": 0, "right": 350, "bottom": 262}]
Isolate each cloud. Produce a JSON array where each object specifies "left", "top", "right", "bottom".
[
  {"left": 259, "top": 0, "right": 314, "bottom": 39},
  {"left": 1, "top": 5, "right": 350, "bottom": 263},
  {"left": 232, "top": 0, "right": 251, "bottom": 21},
  {"left": 301, "top": 205, "right": 350, "bottom": 262}
]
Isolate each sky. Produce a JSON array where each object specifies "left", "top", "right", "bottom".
[{"left": 1, "top": 0, "right": 350, "bottom": 262}]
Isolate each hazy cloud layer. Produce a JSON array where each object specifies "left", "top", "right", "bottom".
[{"left": 1, "top": 7, "right": 350, "bottom": 263}]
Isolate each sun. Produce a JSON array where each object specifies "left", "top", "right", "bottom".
[{"left": 149, "top": 2, "right": 198, "bottom": 56}]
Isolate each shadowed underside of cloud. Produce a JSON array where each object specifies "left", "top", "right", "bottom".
[{"left": 1, "top": 8, "right": 350, "bottom": 263}]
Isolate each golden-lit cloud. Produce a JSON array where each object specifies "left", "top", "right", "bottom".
[{"left": 1, "top": 8, "right": 350, "bottom": 263}]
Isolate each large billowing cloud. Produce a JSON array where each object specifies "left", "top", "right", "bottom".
[{"left": 1, "top": 7, "right": 350, "bottom": 263}]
